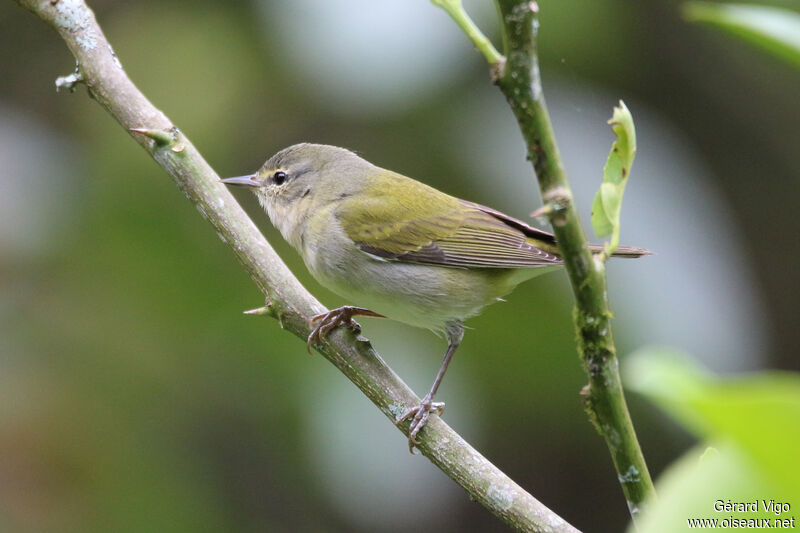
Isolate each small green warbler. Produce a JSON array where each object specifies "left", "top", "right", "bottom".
[{"left": 222, "top": 143, "right": 648, "bottom": 451}]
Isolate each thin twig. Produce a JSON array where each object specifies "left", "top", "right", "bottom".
[
  {"left": 13, "top": 0, "right": 580, "bottom": 531},
  {"left": 433, "top": 0, "right": 656, "bottom": 522},
  {"left": 432, "top": 0, "right": 503, "bottom": 66}
]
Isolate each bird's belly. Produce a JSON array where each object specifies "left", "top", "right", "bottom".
[{"left": 305, "top": 244, "right": 554, "bottom": 333}]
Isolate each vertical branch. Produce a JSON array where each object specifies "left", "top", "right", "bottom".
[
  {"left": 432, "top": 0, "right": 656, "bottom": 521},
  {"left": 492, "top": 0, "right": 656, "bottom": 519}
]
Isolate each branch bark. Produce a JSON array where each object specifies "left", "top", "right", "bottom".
[
  {"left": 433, "top": 0, "right": 656, "bottom": 522},
  {"left": 13, "top": 0, "right": 580, "bottom": 531}
]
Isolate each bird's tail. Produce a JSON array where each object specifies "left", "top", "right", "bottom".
[{"left": 588, "top": 244, "right": 652, "bottom": 258}]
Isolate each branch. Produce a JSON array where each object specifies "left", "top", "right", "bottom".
[
  {"left": 434, "top": 0, "right": 656, "bottom": 522},
  {"left": 432, "top": 0, "right": 503, "bottom": 67},
  {"left": 14, "top": 0, "right": 579, "bottom": 531}
]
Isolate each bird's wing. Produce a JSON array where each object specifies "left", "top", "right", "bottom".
[{"left": 337, "top": 172, "right": 562, "bottom": 268}]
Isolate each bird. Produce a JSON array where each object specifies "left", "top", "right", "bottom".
[{"left": 221, "top": 143, "right": 649, "bottom": 451}]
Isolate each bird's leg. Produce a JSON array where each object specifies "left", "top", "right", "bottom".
[
  {"left": 306, "top": 306, "right": 384, "bottom": 353},
  {"left": 396, "top": 330, "right": 462, "bottom": 453}
]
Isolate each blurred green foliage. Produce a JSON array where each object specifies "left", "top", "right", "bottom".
[
  {"left": 625, "top": 349, "right": 800, "bottom": 531},
  {"left": 684, "top": 2, "right": 800, "bottom": 68}
]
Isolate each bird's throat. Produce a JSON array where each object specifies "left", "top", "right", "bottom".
[{"left": 259, "top": 195, "right": 307, "bottom": 252}]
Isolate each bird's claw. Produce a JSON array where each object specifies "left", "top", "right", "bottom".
[
  {"left": 396, "top": 398, "right": 446, "bottom": 453},
  {"left": 306, "top": 306, "right": 384, "bottom": 353}
]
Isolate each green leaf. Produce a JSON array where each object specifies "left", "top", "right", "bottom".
[
  {"left": 591, "top": 185, "right": 613, "bottom": 237},
  {"left": 623, "top": 348, "right": 800, "bottom": 497},
  {"left": 591, "top": 101, "right": 636, "bottom": 256},
  {"left": 683, "top": 2, "right": 800, "bottom": 69},
  {"left": 629, "top": 442, "right": 776, "bottom": 533}
]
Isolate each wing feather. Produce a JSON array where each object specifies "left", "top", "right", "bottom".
[{"left": 337, "top": 172, "right": 562, "bottom": 269}]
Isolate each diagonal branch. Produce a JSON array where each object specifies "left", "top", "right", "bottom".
[
  {"left": 433, "top": 0, "right": 657, "bottom": 523},
  {"left": 13, "top": 0, "right": 579, "bottom": 531}
]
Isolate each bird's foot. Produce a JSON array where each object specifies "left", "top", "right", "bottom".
[
  {"left": 306, "top": 306, "right": 384, "bottom": 353},
  {"left": 396, "top": 396, "right": 446, "bottom": 453}
]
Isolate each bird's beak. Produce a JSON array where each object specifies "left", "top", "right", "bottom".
[{"left": 220, "top": 174, "right": 259, "bottom": 187}]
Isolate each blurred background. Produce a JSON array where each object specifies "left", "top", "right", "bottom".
[{"left": 0, "top": 0, "right": 798, "bottom": 531}]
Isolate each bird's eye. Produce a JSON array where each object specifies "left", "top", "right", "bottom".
[{"left": 273, "top": 171, "right": 287, "bottom": 186}]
